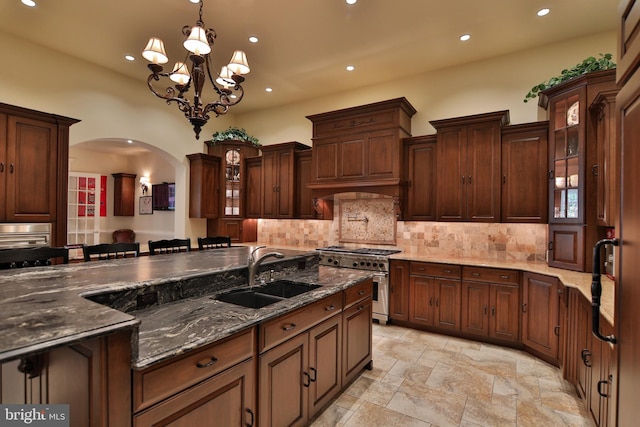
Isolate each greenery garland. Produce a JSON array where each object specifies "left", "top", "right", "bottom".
[
  {"left": 524, "top": 53, "right": 616, "bottom": 103},
  {"left": 208, "top": 127, "right": 260, "bottom": 146}
]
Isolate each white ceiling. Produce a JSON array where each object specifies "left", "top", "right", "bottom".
[{"left": 1, "top": 0, "right": 618, "bottom": 117}]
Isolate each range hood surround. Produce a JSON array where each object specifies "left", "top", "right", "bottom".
[{"left": 306, "top": 98, "right": 416, "bottom": 210}]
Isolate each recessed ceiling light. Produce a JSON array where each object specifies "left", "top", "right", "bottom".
[
  {"left": 249, "top": 36, "right": 259, "bottom": 43},
  {"left": 346, "top": 0, "right": 357, "bottom": 4},
  {"left": 460, "top": 34, "right": 471, "bottom": 42},
  {"left": 21, "top": 0, "right": 36, "bottom": 6},
  {"left": 127, "top": 140, "right": 133, "bottom": 144},
  {"left": 537, "top": 8, "right": 550, "bottom": 17},
  {"left": 346, "top": 65, "right": 355, "bottom": 71},
  {"left": 188, "top": 0, "right": 199, "bottom": 3},
  {"left": 125, "top": 55, "right": 135, "bottom": 61},
  {"left": 265, "top": 87, "right": 273, "bottom": 92}
]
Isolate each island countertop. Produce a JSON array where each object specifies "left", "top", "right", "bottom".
[{"left": 0, "top": 246, "right": 372, "bottom": 369}]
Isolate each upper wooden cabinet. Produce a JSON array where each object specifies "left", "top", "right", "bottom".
[
  {"left": 187, "top": 153, "right": 220, "bottom": 219},
  {"left": 295, "top": 150, "right": 316, "bottom": 219},
  {"left": 501, "top": 121, "right": 549, "bottom": 223},
  {"left": 541, "top": 69, "right": 617, "bottom": 271},
  {"left": 0, "top": 103, "right": 79, "bottom": 245},
  {"left": 430, "top": 111, "right": 509, "bottom": 222},
  {"left": 590, "top": 90, "right": 619, "bottom": 227},
  {"left": 206, "top": 140, "right": 260, "bottom": 242},
  {"left": 306, "top": 98, "right": 416, "bottom": 199},
  {"left": 403, "top": 135, "right": 437, "bottom": 221},
  {"left": 112, "top": 173, "right": 136, "bottom": 217},
  {"left": 261, "top": 142, "right": 310, "bottom": 219},
  {"left": 245, "top": 156, "right": 262, "bottom": 219}
]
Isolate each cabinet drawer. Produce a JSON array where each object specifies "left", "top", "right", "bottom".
[
  {"left": 463, "top": 267, "right": 519, "bottom": 285},
  {"left": 260, "top": 292, "right": 343, "bottom": 353},
  {"left": 344, "top": 279, "right": 373, "bottom": 308},
  {"left": 134, "top": 327, "right": 255, "bottom": 412},
  {"left": 410, "top": 262, "right": 461, "bottom": 278}
]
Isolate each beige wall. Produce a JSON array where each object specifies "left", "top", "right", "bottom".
[{"left": 0, "top": 29, "right": 616, "bottom": 244}]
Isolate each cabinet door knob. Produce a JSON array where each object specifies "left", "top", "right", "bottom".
[
  {"left": 468, "top": 175, "right": 472, "bottom": 184},
  {"left": 522, "top": 303, "right": 527, "bottom": 313},
  {"left": 483, "top": 305, "right": 488, "bottom": 315},
  {"left": 0, "top": 162, "right": 4, "bottom": 173},
  {"left": 554, "top": 325, "right": 560, "bottom": 337},
  {"left": 9, "top": 163, "right": 14, "bottom": 174},
  {"left": 491, "top": 306, "right": 495, "bottom": 316},
  {"left": 592, "top": 164, "right": 599, "bottom": 176},
  {"left": 429, "top": 297, "right": 433, "bottom": 306}
]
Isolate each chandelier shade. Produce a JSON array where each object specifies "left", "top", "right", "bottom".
[
  {"left": 228, "top": 50, "right": 250, "bottom": 75},
  {"left": 142, "top": 0, "right": 250, "bottom": 139},
  {"left": 142, "top": 37, "right": 168, "bottom": 64}
]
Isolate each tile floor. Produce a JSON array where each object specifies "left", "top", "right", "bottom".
[{"left": 310, "top": 323, "right": 594, "bottom": 427}]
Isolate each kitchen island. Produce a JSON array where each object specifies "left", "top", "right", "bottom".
[{"left": 0, "top": 246, "right": 375, "bottom": 427}]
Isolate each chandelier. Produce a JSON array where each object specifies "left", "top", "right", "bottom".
[{"left": 142, "top": 0, "right": 250, "bottom": 139}]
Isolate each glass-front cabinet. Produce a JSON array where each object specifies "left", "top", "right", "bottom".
[
  {"left": 541, "top": 69, "right": 616, "bottom": 272},
  {"left": 550, "top": 90, "right": 584, "bottom": 223},
  {"left": 224, "top": 148, "right": 241, "bottom": 216},
  {"left": 207, "top": 140, "right": 260, "bottom": 242}
]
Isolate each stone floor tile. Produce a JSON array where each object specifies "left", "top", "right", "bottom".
[
  {"left": 343, "top": 400, "right": 432, "bottom": 427},
  {"left": 387, "top": 381, "right": 467, "bottom": 427}
]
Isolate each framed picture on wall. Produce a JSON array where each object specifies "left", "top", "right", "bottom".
[{"left": 139, "top": 196, "right": 153, "bottom": 215}]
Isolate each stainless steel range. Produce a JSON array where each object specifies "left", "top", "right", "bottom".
[{"left": 316, "top": 246, "right": 401, "bottom": 324}]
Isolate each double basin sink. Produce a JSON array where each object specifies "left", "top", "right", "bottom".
[{"left": 215, "top": 279, "right": 321, "bottom": 308}]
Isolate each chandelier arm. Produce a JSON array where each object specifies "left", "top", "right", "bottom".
[
  {"left": 204, "top": 55, "right": 228, "bottom": 96},
  {"left": 147, "top": 74, "right": 193, "bottom": 109}
]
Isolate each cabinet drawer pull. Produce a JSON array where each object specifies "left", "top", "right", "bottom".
[
  {"left": 522, "top": 303, "right": 527, "bottom": 313},
  {"left": 597, "top": 379, "right": 609, "bottom": 397},
  {"left": 471, "top": 272, "right": 480, "bottom": 277},
  {"left": 325, "top": 304, "right": 336, "bottom": 311},
  {"left": 435, "top": 298, "right": 439, "bottom": 308},
  {"left": 443, "top": 269, "right": 452, "bottom": 274},
  {"left": 491, "top": 306, "right": 495, "bottom": 316},
  {"left": 0, "top": 162, "right": 4, "bottom": 173},
  {"left": 246, "top": 408, "right": 254, "bottom": 427},
  {"left": 483, "top": 305, "right": 488, "bottom": 315},
  {"left": 9, "top": 163, "right": 14, "bottom": 174},
  {"left": 429, "top": 297, "right": 433, "bottom": 306},
  {"left": 309, "top": 367, "right": 317, "bottom": 382},
  {"left": 468, "top": 175, "right": 472, "bottom": 184},
  {"left": 357, "top": 304, "right": 365, "bottom": 311},
  {"left": 358, "top": 289, "right": 366, "bottom": 295},
  {"left": 282, "top": 323, "right": 297, "bottom": 331},
  {"left": 417, "top": 267, "right": 425, "bottom": 271},
  {"left": 499, "top": 275, "right": 510, "bottom": 279},
  {"left": 554, "top": 325, "right": 560, "bottom": 337},
  {"left": 196, "top": 356, "right": 218, "bottom": 368}
]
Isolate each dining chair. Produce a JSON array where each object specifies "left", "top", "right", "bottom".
[
  {"left": 148, "top": 238, "right": 191, "bottom": 255},
  {"left": 83, "top": 242, "right": 140, "bottom": 261},
  {"left": 0, "top": 246, "right": 69, "bottom": 269},
  {"left": 197, "top": 236, "right": 232, "bottom": 250},
  {"left": 112, "top": 229, "right": 135, "bottom": 243}
]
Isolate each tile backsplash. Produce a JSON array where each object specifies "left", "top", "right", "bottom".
[
  {"left": 258, "top": 217, "right": 547, "bottom": 262},
  {"left": 258, "top": 193, "right": 547, "bottom": 261}
]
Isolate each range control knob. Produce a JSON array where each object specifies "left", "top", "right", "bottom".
[
  {"left": 372, "top": 262, "right": 378, "bottom": 267},
  {"left": 360, "top": 261, "right": 365, "bottom": 266},
  {"left": 353, "top": 262, "right": 358, "bottom": 267},
  {"left": 327, "top": 258, "right": 333, "bottom": 264},
  {"left": 333, "top": 260, "right": 339, "bottom": 266},
  {"left": 366, "top": 261, "right": 371, "bottom": 267}
]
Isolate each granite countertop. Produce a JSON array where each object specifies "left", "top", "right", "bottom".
[{"left": 0, "top": 246, "right": 372, "bottom": 370}]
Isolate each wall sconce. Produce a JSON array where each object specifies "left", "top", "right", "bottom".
[{"left": 140, "top": 176, "right": 150, "bottom": 195}]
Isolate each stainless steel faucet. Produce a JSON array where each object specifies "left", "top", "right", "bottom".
[{"left": 248, "top": 246, "right": 284, "bottom": 287}]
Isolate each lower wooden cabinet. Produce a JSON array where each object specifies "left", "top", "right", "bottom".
[
  {"left": 521, "top": 272, "right": 561, "bottom": 363},
  {"left": 134, "top": 358, "right": 255, "bottom": 427},
  {"left": 389, "top": 259, "right": 410, "bottom": 322},
  {"left": 568, "top": 289, "right": 616, "bottom": 427},
  {"left": 408, "top": 262, "right": 461, "bottom": 331},
  {"left": 259, "top": 314, "right": 342, "bottom": 427},
  {"left": 342, "top": 296, "right": 372, "bottom": 385},
  {"left": 461, "top": 267, "right": 520, "bottom": 343},
  {"left": 0, "top": 330, "right": 132, "bottom": 427},
  {"left": 258, "top": 282, "right": 372, "bottom": 427}
]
